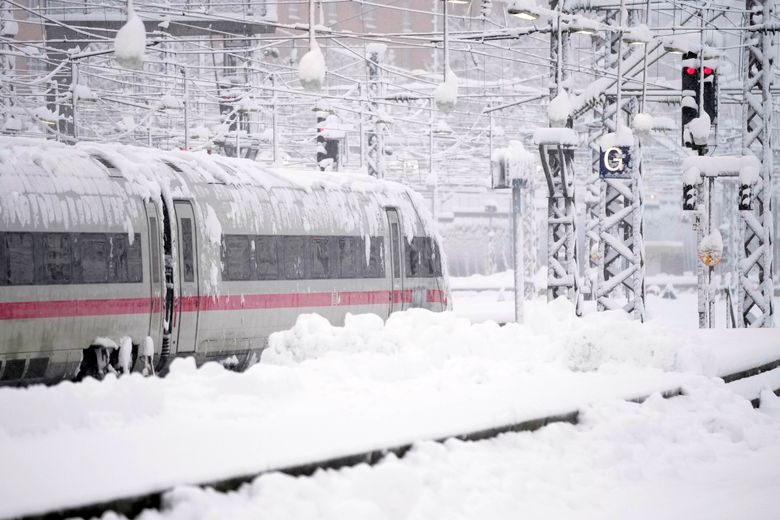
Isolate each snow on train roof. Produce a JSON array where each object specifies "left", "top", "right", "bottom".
[{"left": 0, "top": 137, "right": 435, "bottom": 240}]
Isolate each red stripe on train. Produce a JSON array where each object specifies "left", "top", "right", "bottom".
[
  {"left": 0, "top": 288, "right": 444, "bottom": 320},
  {"left": 0, "top": 297, "right": 154, "bottom": 320}
]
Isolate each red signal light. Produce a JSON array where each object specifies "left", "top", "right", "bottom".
[
  {"left": 703, "top": 66, "right": 713, "bottom": 75},
  {"left": 685, "top": 67, "right": 696, "bottom": 75}
]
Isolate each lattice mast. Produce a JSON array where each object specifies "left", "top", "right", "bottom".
[{"left": 739, "top": 0, "right": 775, "bottom": 327}]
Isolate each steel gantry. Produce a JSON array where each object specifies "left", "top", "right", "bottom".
[
  {"left": 589, "top": 6, "right": 647, "bottom": 321},
  {"left": 536, "top": 1, "right": 581, "bottom": 312},
  {"left": 739, "top": 0, "right": 775, "bottom": 327},
  {"left": 537, "top": 128, "right": 581, "bottom": 311}
]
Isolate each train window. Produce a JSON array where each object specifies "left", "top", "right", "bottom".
[
  {"left": 37, "top": 233, "right": 72, "bottom": 284},
  {"left": 77, "top": 233, "right": 109, "bottom": 283},
  {"left": 128, "top": 235, "right": 142, "bottom": 282},
  {"left": 110, "top": 234, "right": 142, "bottom": 283},
  {"left": 163, "top": 161, "right": 183, "bottom": 173},
  {"left": 2, "top": 233, "right": 34, "bottom": 285},
  {"left": 390, "top": 225, "right": 401, "bottom": 279},
  {"left": 309, "top": 237, "right": 337, "bottom": 279},
  {"left": 149, "top": 218, "right": 160, "bottom": 284},
  {"left": 339, "top": 237, "right": 362, "bottom": 279},
  {"left": 281, "top": 236, "right": 305, "bottom": 280},
  {"left": 365, "top": 236, "right": 385, "bottom": 278},
  {"left": 256, "top": 236, "right": 279, "bottom": 280},
  {"left": 432, "top": 239, "right": 443, "bottom": 277},
  {"left": 406, "top": 237, "right": 423, "bottom": 278},
  {"left": 91, "top": 155, "right": 122, "bottom": 177},
  {"left": 222, "top": 235, "right": 253, "bottom": 281},
  {"left": 180, "top": 219, "right": 195, "bottom": 283}
]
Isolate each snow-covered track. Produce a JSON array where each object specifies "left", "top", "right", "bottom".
[
  {"left": 10, "top": 358, "right": 780, "bottom": 520},
  {"left": 16, "top": 390, "right": 692, "bottom": 520}
]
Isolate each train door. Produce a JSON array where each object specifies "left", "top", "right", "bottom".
[
  {"left": 174, "top": 200, "right": 200, "bottom": 352},
  {"left": 386, "top": 208, "right": 404, "bottom": 314},
  {"left": 145, "top": 202, "right": 164, "bottom": 347}
]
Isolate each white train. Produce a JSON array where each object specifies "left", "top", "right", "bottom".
[{"left": 0, "top": 137, "right": 449, "bottom": 385}]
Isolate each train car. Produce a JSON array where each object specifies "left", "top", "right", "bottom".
[{"left": 0, "top": 137, "right": 449, "bottom": 385}]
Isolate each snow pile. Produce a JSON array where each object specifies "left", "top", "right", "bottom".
[
  {"left": 651, "top": 116, "right": 675, "bottom": 130},
  {"left": 31, "top": 106, "right": 59, "bottom": 124},
  {"left": 434, "top": 68, "right": 458, "bottom": 113},
  {"left": 567, "top": 14, "right": 600, "bottom": 35},
  {"left": 490, "top": 140, "right": 535, "bottom": 182},
  {"left": 599, "top": 126, "right": 634, "bottom": 148},
  {"left": 685, "top": 111, "right": 711, "bottom": 146},
  {"left": 698, "top": 229, "right": 723, "bottom": 266},
  {"left": 624, "top": 23, "right": 653, "bottom": 44},
  {"left": 661, "top": 34, "right": 699, "bottom": 54},
  {"left": 739, "top": 162, "right": 760, "bottom": 186},
  {"left": 547, "top": 88, "right": 571, "bottom": 125},
  {"left": 681, "top": 155, "right": 761, "bottom": 185},
  {"left": 118, "top": 336, "right": 133, "bottom": 374},
  {"left": 682, "top": 165, "right": 702, "bottom": 186},
  {"left": 1, "top": 18, "right": 19, "bottom": 37},
  {"left": 298, "top": 41, "right": 326, "bottom": 91},
  {"left": 632, "top": 112, "right": 653, "bottom": 133},
  {"left": 70, "top": 83, "right": 97, "bottom": 102},
  {"left": 158, "top": 94, "right": 183, "bottom": 110},
  {"left": 263, "top": 300, "right": 712, "bottom": 375},
  {"left": 533, "top": 127, "right": 578, "bottom": 146},
  {"left": 114, "top": 3, "right": 146, "bottom": 70}
]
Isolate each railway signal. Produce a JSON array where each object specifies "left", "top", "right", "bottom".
[{"left": 681, "top": 51, "right": 718, "bottom": 148}]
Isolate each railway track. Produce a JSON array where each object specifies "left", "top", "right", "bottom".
[{"left": 16, "top": 359, "right": 780, "bottom": 520}]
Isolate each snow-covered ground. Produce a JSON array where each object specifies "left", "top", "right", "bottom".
[
  {"left": 1, "top": 289, "right": 779, "bottom": 519},
  {"left": 122, "top": 381, "right": 780, "bottom": 520}
]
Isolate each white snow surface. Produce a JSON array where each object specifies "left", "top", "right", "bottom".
[
  {"left": 490, "top": 140, "right": 534, "bottom": 181},
  {"left": 681, "top": 155, "right": 760, "bottom": 184},
  {"left": 298, "top": 41, "right": 326, "bottom": 91},
  {"left": 547, "top": 88, "right": 571, "bottom": 124},
  {"left": 686, "top": 111, "right": 711, "bottom": 145},
  {"left": 532, "top": 127, "right": 578, "bottom": 146},
  {"left": 624, "top": 23, "right": 653, "bottom": 44},
  {"left": 698, "top": 229, "right": 723, "bottom": 261},
  {"left": 598, "top": 126, "right": 634, "bottom": 148},
  {"left": 433, "top": 68, "right": 458, "bottom": 114},
  {"left": 118, "top": 336, "right": 133, "bottom": 374},
  {"left": 631, "top": 112, "right": 653, "bottom": 133},
  {"left": 114, "top": 8, "right": 146, "bottom": 70},
  {"left": 121, "top": 380, "right": 780, "bottom": 520},
  {"left": 2, "top": 297, "right": 780, "bottom": 517}
]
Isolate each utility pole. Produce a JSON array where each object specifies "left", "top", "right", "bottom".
[
  {"left": 271, "top": 74, "right": 279, "bottom": 165},
  {"left": 70, "top": 62, "right": 79, "bottom": 141},
  {"left": 182, "top": 66, "right": 189, "bottom": 150},
  {"left": 366, "top": 45, "right": 385, "bottom": 178},
  {"left": 512, "top": 178, "right": 526, "bottom": 323}
]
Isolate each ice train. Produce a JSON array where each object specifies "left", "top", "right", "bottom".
[{"left": 0, "top": 137, "right": 449, "bottom": 385}]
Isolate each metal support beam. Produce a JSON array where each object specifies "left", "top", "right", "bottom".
[
  {"left": 538, "top": 138, "right": 581, "bottom": 313},
  {"left": 739, "top": 0, "right": 775, "bottom": 327}
]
